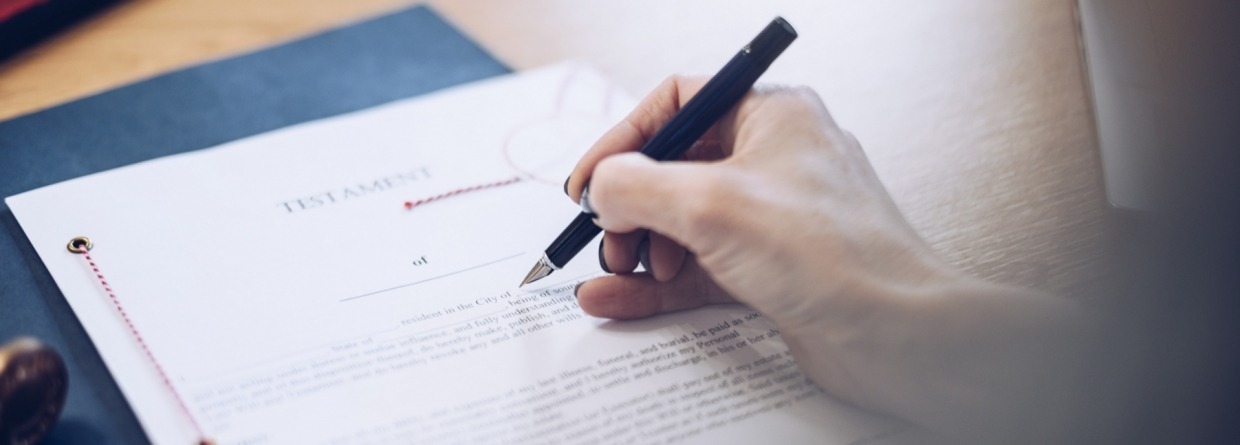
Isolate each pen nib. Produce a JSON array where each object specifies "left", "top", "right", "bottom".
[{"left": 519, "top": 255, "right": 556, "bottom": 287}]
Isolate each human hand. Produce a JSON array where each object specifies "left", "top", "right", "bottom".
[
  {"left": 566, "top": 76, "right": 1093, "bottom": 442},
  {"left": 566, "top": 75, "right": 955, "bottom": 328}
]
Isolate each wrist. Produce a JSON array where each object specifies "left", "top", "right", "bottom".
[{"left": 773, "top": 254, "right": 973, "bottom": 412}]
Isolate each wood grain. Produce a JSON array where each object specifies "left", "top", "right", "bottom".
[{"left": 0, "top": 0, "right": 1108, "bottom": 298}]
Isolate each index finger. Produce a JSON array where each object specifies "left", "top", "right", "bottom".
[{"left": 566, "top": 75, "right": 711, "bottom": 203}]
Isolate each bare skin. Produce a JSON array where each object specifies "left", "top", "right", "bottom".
[{"left": 566, "top": 76, "right": 1096, "bottom": 442}]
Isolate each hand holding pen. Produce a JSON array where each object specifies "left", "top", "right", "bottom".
[
  {"left": 549, "top": 16, "right": 1094, "bottom": 445},
  {"left": 521, "top": 17, "right": 798, "bottom": 286}
]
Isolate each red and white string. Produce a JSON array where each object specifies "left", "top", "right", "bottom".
[
  {"left": 75, "top": 244, "right": 212, "bottom": 445},
  {"left": 404, "top": 66, "right": 617, "bottom": 210}
]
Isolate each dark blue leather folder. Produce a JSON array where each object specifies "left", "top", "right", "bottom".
[{"left": 0, "top": 7, "right": 508, "bottom": 443}]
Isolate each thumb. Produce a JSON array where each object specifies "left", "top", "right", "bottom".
[{"left": 587, "top": 152, "right": 717, "bottom": 246}]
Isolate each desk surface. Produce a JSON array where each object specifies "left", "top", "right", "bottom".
[{"left": 0, "top": 0, "right": 1107, "bottom": 298}]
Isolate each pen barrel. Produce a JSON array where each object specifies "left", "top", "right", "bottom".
[
  {"left": 637, "top": 17, "right": 797, "bottom": 161},
  {"left": 535, "top": 18, "right": 795, "bottom": 275},
  {"left": 545, "top": 212, "right": 602, "bottom": 268}
]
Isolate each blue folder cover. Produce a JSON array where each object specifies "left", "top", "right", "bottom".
[{"left": 0, "top": 7, "right": 508, "bottom": 443}]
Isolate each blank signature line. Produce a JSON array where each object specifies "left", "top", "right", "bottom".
[{"left": 339, "top": 252, "right": 525, "bottom": 302}]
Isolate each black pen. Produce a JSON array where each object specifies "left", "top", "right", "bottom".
[{"left": 520, "top": 17, "right": 797, "bottom": 286}]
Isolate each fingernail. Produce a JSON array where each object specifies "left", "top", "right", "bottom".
[
  {"left": 637, "top": 237, "right": 651, "bottom": 272},
  {"left": 598, "top": 239, "right": 612, "bottom": 274},
  {"left": 573, "top": 281, "right": 585, "bottom": 299},
  {"left": 580, "top": 186, "right": 595, "bottom": 215},
  {"left": 563, "top": 176, "right": 571, "bottom": 197}
]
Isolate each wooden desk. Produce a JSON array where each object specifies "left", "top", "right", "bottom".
[{"left": 0, "top": 0, "right": 1107, "bottom": 298}]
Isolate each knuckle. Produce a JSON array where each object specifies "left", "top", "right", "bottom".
[
  {"left": 787, "top": 84, "right": 821, "bottom": 101},
  {"left": 589, "top": 158, "right": 622, "bottom": 203},
  {"left": 589, "top": 155, "right": 643, "bottom": 216},
  {"left": 745, "top": 84, "right": 834, "bottom": 130},
  {"left": 782, "top": 87, "right": 828, "bottom": 114},
  {"left": 756, "top": 82, "right": 816, "bottom": 99},
  {"left": 757, "top": 84, "right": 828, "bottom": 115}
]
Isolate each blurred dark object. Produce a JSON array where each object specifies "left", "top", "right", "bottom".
[
  {"left": 1080, "top": 0, "right": 1240, "bottom": 442},
  {"left": 0, "top": 337, "right": 68, "bottom": 445},
  {"left": 1080, "top": 0, "right": 1240, "bottom": 213},
  {"left": 0, "top": 0, "right": 122, "bottom": 61}
]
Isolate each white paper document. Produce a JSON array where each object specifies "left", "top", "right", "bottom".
[{"left": 7, "top": 64, "right": 906, "bottom": 444}]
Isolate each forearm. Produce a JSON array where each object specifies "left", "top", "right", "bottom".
[{"left": 781, "top": 274, "right": 1096, "bottom": 442}]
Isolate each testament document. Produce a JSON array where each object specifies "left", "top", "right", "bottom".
[{"left": 7, "top": 64, "right": 907, "bottom": 444}]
